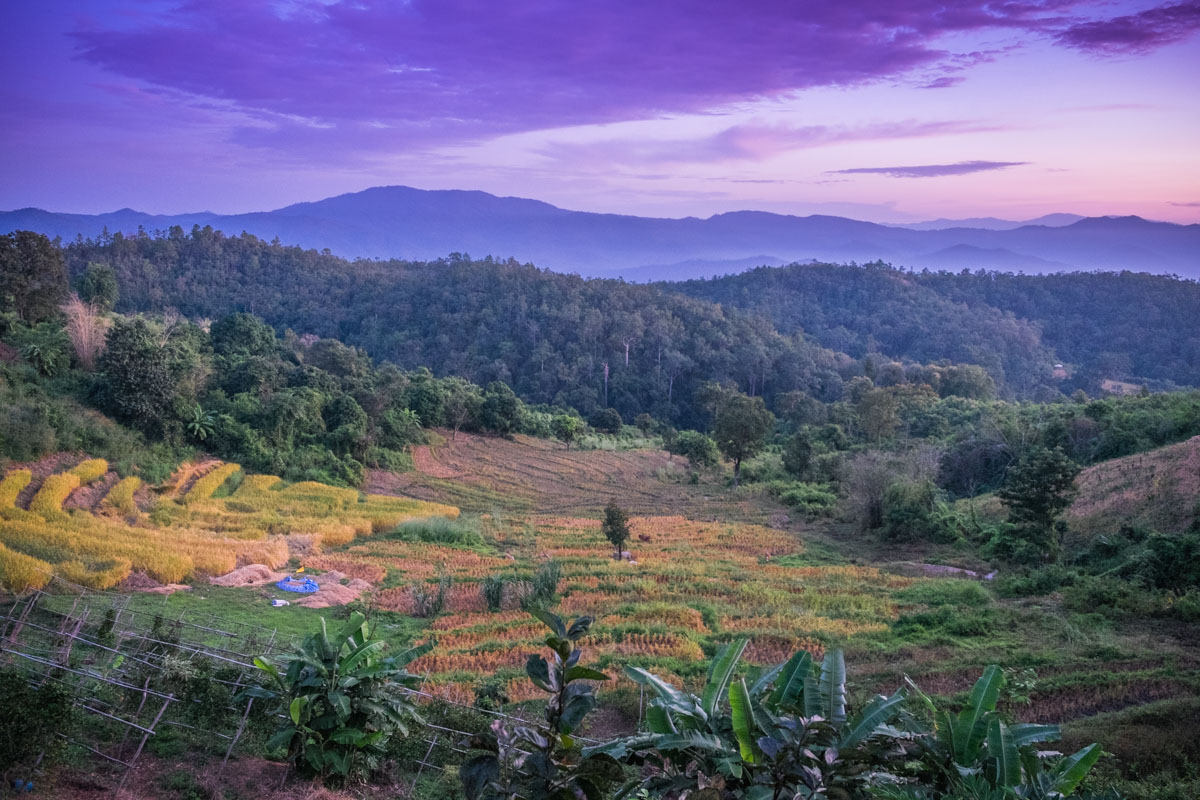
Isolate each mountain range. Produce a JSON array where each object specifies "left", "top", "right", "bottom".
[{"left": 4, "top": 186, "right": 1197, "bottom": 279}]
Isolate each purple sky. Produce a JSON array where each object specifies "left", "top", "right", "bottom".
[{"left": 3, "top": 1, "right": 1199, "bottom": 222}]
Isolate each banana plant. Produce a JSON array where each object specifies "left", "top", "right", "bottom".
[
  {"left": 588, "top": 643, "right": 907, "bottom": 799},
  {"left": 459, "top": 609, "right": 623, "bottom": 800},
  {"left": 896, "top": 666, "right": 1105, "bottom": 799},
  {"left": 244, "top": 612, "right": 430, "bottom": 782}
]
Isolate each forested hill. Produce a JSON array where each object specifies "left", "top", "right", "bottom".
[
  {"left": 58, "top": 229, "right": 1199, "bottom": 417},
  {"left": 673, "top": 262, "right": 1200, "bottom": 393},
  {"left": 61, "top": 228, "right": 845, "bottom": 427}
]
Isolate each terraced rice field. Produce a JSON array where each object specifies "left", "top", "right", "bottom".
[{"left": 0, "top": 456, "right": 458, "bottom": 592}]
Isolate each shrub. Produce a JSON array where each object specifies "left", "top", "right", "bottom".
[
  {"left": 0, "top": 668, "right": 75, "bottom": 776},
  {"left": 529, "top": 559, "right": 561, "bottom": 604},
  {"left": 480, "top": 575, "right": 506, "bottom": 612},
  {"left": 588, "top": 407, "right": 623, "bottom": 435},
  {"left": 769, "top": 481, "right": 838, "bottom": 518},
  {"left": 246, "top": 613, "right": 430, "bottom": 783},
  {"left": 391, "top": 516, "right": 483, "bottom": 546}
]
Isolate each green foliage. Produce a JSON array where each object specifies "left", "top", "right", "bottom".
[
  {"left": 899, "top": 666, "right": 1106, "bottom": 799},
  {"left": 392, "top": 516, "right": 484, "bottom": 547},
  {"left": 13, "top": 322, "right": 71, "bottom": 377},
  {"left": 78, "top": 263, "right": 119, "bottom": 311},
  {"left": 602, "top": 501, "right": 631, "bottom": 559},
  {"left": 668, "top": 429, "right": 720, "bottom": 470},
  {"left": 997, "top": 447, "right": 1081, "bottom": 561},
  {"left": 589, "top": 407, "right": 623, "bottom": 435},
  {"left": 782, "top": 430, "right": 813, "bottom": 478},
  {"left": 882, "top": 479, "right": 959, "bottom": 542},
  {"left": 96, "top": 315, "right": 203, "bottom": 434},
  {"left": 530, "top": 559, "right": 562, "bottom": 605},
  {"left": 591, "top": 644, "right": 908, "bottom": 799},
  {"left": 460, "top": 611, "right": 620, "bottom": 800},
  {"left": 551, "top": 414, "right": 581, "bottom": 449},
  {"left": 246, "top": 612, "right": 430, "bottom": 783},
  {"left": 708, "top": 385, "right": 775, "bottom": 487},
  {"left": 481, "top": 575, "right": 506, "bottom": 612},
  {"left": 1, "top": 231, "right": 68, "bottom": 324},
  {"left": 0, "top": 668, "right": 76, "bottom": 779},
  {"left": 765, "top": 480, "right": 838, "bottom": 518},
  {"left": 480, "top": 381, "right": 523, "bottom": 435}
]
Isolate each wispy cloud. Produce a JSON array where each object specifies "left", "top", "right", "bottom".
[
  {"left": 1169, "top": 200, "right": 1200, "bottom": 207},
  {"left": 1056, "top": 1, "right": 1200, "bottom": 54},
  {"left": 834, "top": 160, "right": 1028, "bottom": 178},
  {"left": 537, "top": 120, "right": 1000, "bottom": 168}
]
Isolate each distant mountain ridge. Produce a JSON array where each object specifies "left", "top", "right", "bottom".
[{"left": 3, "top": 185, "right": 1197, "bottom": 279}]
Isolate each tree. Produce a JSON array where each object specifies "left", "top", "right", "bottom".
[
  {"left": 441, "top": 376, "right": 483, "bottom": 439},
  {"left": 96, "top": 317, "right": 183, "bottom": 433},
  {"left": 551, "top": 414, "right": 580, "bottom": 449},
  {"left": 1, "top": 231, "right": 68, "bottom": 323},
  {"left": 997, "top": 447, "right": 1081, "bottom": 561},
  {"left": 601, "top": 501, "right": 630, "bottom": 560},
  {"left": 857, "top": 387, "right": 900, "bottom": 443},
  {"left": 210, "top": 312, "right": 278, "bottom": 359},
  {"left": 782, "top": 431, "right": 813, "bottom": 478},
  {"left": 633, "top": 412, "right": 656, "bottom": 436},
  {"left": 669, "top": 430, "right": 719, "bottom": 471},
  {"left": 480, "top": 381, "right": 522, "bottom": 435},
  {"left": 78, "top": 263, "right": 119, "bottom": 311},
  {"left": 588, "top": 407, "right": 622, "bottom": 435},
  {"left": 710, "top": 389, "right": 775, "bottom": 487}
]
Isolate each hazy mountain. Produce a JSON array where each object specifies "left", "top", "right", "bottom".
[
  {"left": 3, "top": 186, "right": 1197, "bottom": 278},
  {"left": 891, "top": 213, "right": 1085, "bottom": 231}
]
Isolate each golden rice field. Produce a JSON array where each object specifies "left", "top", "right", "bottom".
[
  {"left": 0, "top": 458, "right": 459, "bottom": 593},
  {"left": 339, "top": 513, "right": 914, "bottom": 704}
]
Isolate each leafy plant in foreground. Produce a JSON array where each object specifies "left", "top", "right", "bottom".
[
  {"left": 885, "top": 665, "right": 1106, "bottom": 800},
  {"left": 246, "top": 612, "right": 430, "bottom": 783},
  {"left": 590, "top": 642, "right": 906, "bottom": 799},
  {"left": 460, "top": 609, "right": 622, "bottom": 800}
]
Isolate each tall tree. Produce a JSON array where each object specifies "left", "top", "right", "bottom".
[
  {"left": 997, "top": 447, "right": 1081, "bottom": 561},
  {"left": 1, "top": 231, "right": 68, "bottom": 323},
  {"left": 709, "top": 386, "right": 775, "bottom": 487}
]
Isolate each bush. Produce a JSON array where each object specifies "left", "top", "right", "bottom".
[
  {"left": 0, "top": 668, "right": 75, "bottom": 777},
  {"left": 391, "top": 516, "right": 483, "bottom": 547},
  {"left": 588, "top": 407, "right": 623, "bottom": 435},
  {"left": 764, "top": 480, "right": 837, "bottom": 517},
  {"left": 995, "top": 564, "right": 1078, "bottom": 597}
]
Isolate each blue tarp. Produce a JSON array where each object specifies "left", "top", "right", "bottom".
[{"left": 276, "top": 577, "right": 319, "bottom": 594}]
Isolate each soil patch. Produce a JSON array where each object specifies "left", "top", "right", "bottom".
[{"left": 65, "top": 470, "right": 119, "bottom": 511}]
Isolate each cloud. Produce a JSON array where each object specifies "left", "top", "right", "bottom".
[
  {"left": 63, "top": 0, "right": 1191, "bottom": 157},
  {"left": 1169, "top": 200, "right": 1200, "bottom": 207},
  {"left": 834, "top": 160, "right": 1029, "bottom": 178},
  {"left": 536, "top": 120, "right": 1000, "bottom": 168},
  {"left": 1056, "top": 1, "right": 1200, "bottom": 53}
]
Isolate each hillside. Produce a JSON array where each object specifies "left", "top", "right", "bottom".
[
  {"left": 675, "top": 262, "right": 1200, "bottom": 391},
  {"left": 1067, "top": 435, "right": 1200, "bottom": 536},
  {"left": 5, "top": 185, "right": 1199, "bottom": 277}
]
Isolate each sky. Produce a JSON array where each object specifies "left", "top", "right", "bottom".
[{"left": 2, "top": 0, "right": 1199, "bottom": 223}]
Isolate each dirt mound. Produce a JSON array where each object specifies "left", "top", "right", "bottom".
[
  {"left": 291, "top": 570, "right": 372, "bottom": 609},
  {"left": 64, "top": 470, "right": 119, "bottom": 511},
  {"left": 210, "top": 564, "right": 284, "bottom": 587}
]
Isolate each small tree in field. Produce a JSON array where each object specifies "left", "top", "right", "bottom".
[{"left": 601, "top": 501, "right": 630, "bottom": 560}]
